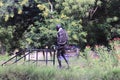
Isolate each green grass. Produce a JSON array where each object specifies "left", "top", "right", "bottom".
[
  {"left": 0, "top": 63, "right": 119, "bottom": 80},
  {"left": 0, "top": 46, "right": 120, "bottom": 80},
  {"left": 0, "top": 54, "right": 10, "bottom": 61}
]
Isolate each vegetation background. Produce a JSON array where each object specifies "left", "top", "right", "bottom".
[
  {"left": 0, "top": 0, "right": 120, "bottom": 80},
  {"left": 0, "top": 0, "right": 119, "bottom": 53}
]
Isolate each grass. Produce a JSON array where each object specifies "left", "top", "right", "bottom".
[
  {"left": 0, "top": 55, "right": 120, "bottom": 80},
  {"left": 0, "top": 46, "right": 120, "bottom": 80},
  {"left": 0, "top": 62, "right": 119, "bottom": 80},
  {"left": 0, "top": 54, "right": 10, "bottom": 61}
]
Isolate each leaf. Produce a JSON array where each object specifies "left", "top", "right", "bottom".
[
  {"left": 72, "top": 34, "right": 79, "bottom": 41},
  {"left": 10, "top": 13, "right": 14, "bottom": 18},
  {"left": 21, "top": 0, "right": 28, "bottom": 6},
  {"left": 18, "top": 9, "right": 22, "bottom": 14},
  {"left": 5, "top": 14, "right": 9, "bottom": 21},
  {"left": 26, "top": 38, "right": 33, "bottom": 44},
  {"left": 37, "top": 4, "right": 46, "bottom": 10},
  {"left": 0, "top": 1, "right": 3, "bottom": 7}
]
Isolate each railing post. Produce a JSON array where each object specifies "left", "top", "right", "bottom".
[
  {"left": 15, "top": 53, "right": 17, "bottom": 63},
  {"left": 23, "top": 51, "right": 26, "bottom": 65},
  {"left": 28, "top": 49, "right": 31, "bottom": 62},
  {"left": 53, "top": 50, "right": 56, "bottom": 65},
  {"left": 45, "top": 49, "right": 48, "bottom": 65},
  {"left": 43, "top": 50, "right": 45, "bottom": 60},
  {"left": 24, "top": 52, "right": 26, "bottom": 61},
  {"left": 36, "top": 51, "right": 38, "bottom": 65}
]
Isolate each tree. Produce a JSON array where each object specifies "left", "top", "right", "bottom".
[
  {"left": 54, "top": 0, "right": 96, "bottom": 49},
  {"left": 0, "top": 0, "right": 44, "bottom": 53},
  {"left": 54, "top": 0, "right": 120, "bottom": 49},
  {"left": 0, "top": 0, "right": 120, "bottom": 54}
]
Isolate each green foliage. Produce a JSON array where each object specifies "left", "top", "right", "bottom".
[
  {"left": 0, "top": 0, "right": 120, "bottom": 53},
  {"left": 0, "top": 26, "right": 13, "bottom": 53},
  {"left": 55, "top": 0, "right": 96, "bottom": 19},
  {"left": 24, "top": 21, "right": 57, "bottom": 48},
  {"left": 0, "top": 0, "right": 30, "bottom": 21},
  {"left": 0, "top": 0, "right": 45, "bottom": 51},
  {"left": 0, "top": 0, "right": 14, "bottom": 21},
  {"left": 86, "top": 23, "right": 111, "bottom": 47},
  {"left": 67, "top": 20, "right": 87, "bottom": 49}
]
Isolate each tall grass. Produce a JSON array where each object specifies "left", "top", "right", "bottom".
[
  {"left": 0, "top": 64, "right": 119, "bottom": 80},
  {"left": 0, "top": 46, "right": 120, "bottom": 80},
  {"left": 0, "top": 54, "right": 10, "bottom": 61},
  {"left": 0, "top": 65, "right": 56, "bottom": 80}
]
